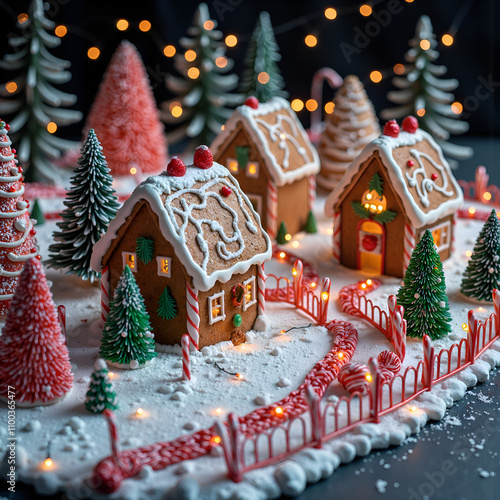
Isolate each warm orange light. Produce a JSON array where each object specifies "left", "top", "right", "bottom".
[
  {"left": 108, "top": 372, "right": 115, "bottom": 378},
  {"left": 274, "top": 406, "right": 284, "bottom": 416},
  {"left": 87, "top": 47, "right": 100, "bottom": 60},
  {"left": 116, "top": 19, "right": 129, "bottom": 31},
  {"left": 55, "top": 25, "right": 67, "bottom": 37},
  {"left": 280, "top": 329, "right": 286, "bottom": 335},
  {"left": 324, "top": 101, "right": 335, "bottom": 114},
  {"left": 361, "top": 282, "right": 367, "bottom": 289},
  {"left": 211, "top": 435, "right": 221, "bottom": 444},
  {"left": 370, "top": 71, "right": 382, "bottom": 83},
  {"left": 188, "top": 67, "right": 200, "bottom": 79},
  {"left": 366, "top": 279, "right": 373, "bottom": 285},
  {"left": 442, "top": 34, "right": 454, "bottom": 46},
  {"left": 279, "top": 252, "right": 286, "bottom": 259},
  {"left": 44, "top": 458, "right": 53, "bottom": 468},
  {"left": 139, "top": 20, "right": 151, "bottom": 32},
  {"left": 360, "top": 4, "right": 372, "bottom": 16},
  {"left": 465, "top": 250, "right": 472, "bottom": 258},
  {"left": 468, "top": 207, "right": 476, "bottom": 215},
  {"left": 163, "top": 45, "right": 176, "bottom": 57},
  {"left": 365, "top": 373, "right": 373, "bottom": 383},
  {"left": 321, "top": 292, "right": 329, "bottom": 301},
  {"left": 228, "top": 160, "right": 238, "bottom": 172},
  {"left": 310, "top": 282, "right": 316, "bottom": 288},
  {"left": 225, "top": 35, "right": 238, "bottom": 47},
  {"left": 292, "top": 268, "right": 298, "bottom": 277},
  {"left": 215, "top": 56, "right": 227, "bottom": 68},
  {"left": 393, "top": 63, "right": 405, "bottom": 75},
  {"left": 420, "top": 39, "right": 431, "bottom": 50},
  {"left": 451, "top": 102, "right": 463, "bottom": 114},
  {"left": 215, "top": 407, "right": 222, "bottom": 415},
  {"left": 221, "top": 125, "right": 225, "bottom": 131},
  {"left": 258, "top": 72, "right": 270, "bottom": 84},
  {"left": 171, "top": 105, "right": 183, "bottom": 118},
  {"left": 18, "top": 13, "right": 28, "bottom": 24},
  {"left": 136, "top": 407, "right": 143, "bottom": 415},
  {"left": 130, "top": 167, "right": 137, "bottom": 175},
  {"left": 185, "top": 50, "right": 197, "bottom": 62},
  {"left": 483, "top": 191, "right": 492, "bottom": 201},
  {"left": 324, "top": 7, "right": 337, "bottom": 20},
  {"left": 5, "top": 82, "right": 17, "bottom": 93},
  {"left": 305, "top": 35, "right": 317, "bottom": 48},
  {"left": 292, "top": 241, "right": 299, "bottom": 248},
  {"left": 462, "top": 323, "right": 468, "bottom": 332},
  {"left": 285, "top": 233, "right": 292, "bottom": 242},
  {"left": 338, "top": 352, "right": 344, "bottom": 359},
  {"left": 306, "top": 99, "right": 318, "bottom": 112},
  {"left": 204, "top": 20, "right": 214, "bottom": 30},
  {"left": 236, "top": 373, "right": 243, "bottom": 380},
  {"left": 291, "top": 99, "right": 304, "bottom": 112},
  {"left": 47, "top": 122, "right": 57, "bottom": 134},
  {"left": 410, "top": 405, "right": 417, "bottom": 412},
  {"left": 417, "top": 108, "right": 426, "bottom": 117}
]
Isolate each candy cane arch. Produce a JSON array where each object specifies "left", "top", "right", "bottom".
[
  {"left": 257, "top": 264, "right": 266, "bottom": 315},
  {"left": 266, "top": 180, "right": 278, "bottom": 239},
  {"left": 101, "top": 264, "right": 111, "bottom": 328},
  {"left": 181, "top": 334, "right": 191, "bottom": 381},
  {"left": 186, "top": 281, "right": 200, "bottom": 350},
  {"left": 332, "top": 211, "right": 341, "bottom": 264},
  {"left": 308, "top": 175, "right": 316, "bottom": 208},
  {"left": 403, "top": 223, "right": 415, "bottom": 272}
]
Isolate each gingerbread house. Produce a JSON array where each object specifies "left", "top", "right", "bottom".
[
  {"left": 91, "top": 162, "right": 272, "bottom": 350},
  {"left": 211, "top": 97, "right": 320, "bottom": 239},
  {"left": 324, "top": 118, "right": 463, "bottom": 278}
]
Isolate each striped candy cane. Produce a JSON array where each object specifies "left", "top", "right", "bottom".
[
  {"left": 403, "top": 223, "right": 415, "bottom": 272},
  {"left": 257, "top": 264, "right": 266, "bottom": 315},
  {"left": 266, "top": 180, "right": 278, "bottom": 239},
  {"left": 181, "top": 334, "right": 191, "bottom": 381},
  {"left": 332, "top": 211, "right": 341, "bottom": 263},
  {"left": 451, "top": 214, "right": 457, "bottom": 255},
  {"left": 186, "top": 281, "right": 200, "bottom": 350},
  {"left": 102, "top": 409, "right": 121, "bottom": 468},
  {"left": 391, "top": 307, "right": 406, "bottom": 362},
  {"left": 101, "top": 264, "right": 111, "bottom": 328},
  {"left": 308, "top": 175, "right": 316, "bottom": 208},
  {"left": 58, "top": 304, "right": 66, "bottom": 338}
]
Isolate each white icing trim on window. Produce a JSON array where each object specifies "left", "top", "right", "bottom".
[
  {"left": 243, "top": 276, "right": 257, "bottom": 311},
  {"left": 123, "top": 252, "right": 137, "bottom": 272},
  {"left": 157, "top": 256, "right": 172, "bottom": 277},
  {"left": 209, "top": 291, "right": 225, "bottom": 325}
]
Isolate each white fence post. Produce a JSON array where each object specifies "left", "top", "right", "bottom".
[
  {"left": 368, "top": 358, "right": 381, "bottom": 423},
  {"left": 293, "top": 260, "right": 303, "bottom": 307},
  {"left": 319, "top": 277, "right": 331, "bottom": 325}
]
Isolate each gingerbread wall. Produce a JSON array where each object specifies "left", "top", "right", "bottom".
[{"left": 277, "top": 176, "right": 310, "bottom": 235}]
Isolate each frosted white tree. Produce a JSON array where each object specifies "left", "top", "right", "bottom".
[{"left": 0, "top": 0, "right": 82, "bottom": 183}]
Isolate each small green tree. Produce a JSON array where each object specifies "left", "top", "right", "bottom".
[
  {"left": 240, "top": 11, "right": 287, "bottom": 102},
  {"left": 136, "top": 237, "right": 155, "bottom": 265},
  {"left": 30, "top": 199, "right": 45, "bottom": 225},
  {"left": 304, "top": 210, "right": 317, "bottom": 234},
  {"left": 396, "top": 229, "right": 451, "bottom": 339},
  {"left": 158, "top": 287, "right": 178, "bottom": 319},
  {"left": 461, "top": 210, "right": 500, "bottom": 302},
  {"left": 85, "top": 359, "right": 118, "bottom": 413},
  {"left": 100, "top": 266, "right": 157, "bottom": 369},
  {"left": 47, "top": 129, "right": 119, "bottom": 283},
  {"left": 276, "top": 221, "right": 288, "bottom": 245}
]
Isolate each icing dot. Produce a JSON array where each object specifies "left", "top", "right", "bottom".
[
  {"left": 120, "top": 331, "right": 128, "bottom": 337},
  {"left": 439, "top": 301, "right": 446, "bottom": 307},
  {"left": 414, "top": 292, "right": 420, "bottom": 299},
  {"left": 494, "top": 255, "right": 499, "bottom": 262},
  {"left": 130, "top": 360, "right": 139, "bottom": 369},
  {"left": 488, "top": 268, "right": 494, "bottom": 274},
  {"left": 407, "top": 160, "right": 414, "bottom": 168}
]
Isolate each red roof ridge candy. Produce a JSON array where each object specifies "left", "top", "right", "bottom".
[
  {"left": 402, "top": 115, "right": 419, "bottom": 133},
  {"left": 244, "top": 96, "right": 259, "bottom": 109},
  {"left": 166, "top": 156, "right": 187, "bottom": 177},
  {"left": 193, "top": 145, "right": 213, "bottom": 169},
  {"left": 383, "top": 120, "right": 400, "bottom": 138}
]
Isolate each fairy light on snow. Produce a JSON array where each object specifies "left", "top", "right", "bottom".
[
  {"left": 468, "top": 207, "right": 476, "bottom": 215},
  {"left": 292, "top": 241, "right": 299, "bottom": 248},
  {"left": 279, "top": 252, "right": 286, "bottom": 259},
  {"left": 462, "top": 323, "right": 468, "bottom": 332},
  {"left": 215, "top": 407, "right": 223, "bottom": 415},
  {"left": 410, "top": 405, "right": 417, "bottom": 412},
  {"left": 285, "top": 233, "right": 292, "bottom": 242},
  {"left": 366, "top": 279, "right": 373, "bottom": 286},
  {"left": 136, "top": 407, "right": 143, "bottom": 416},
  {"left": 44, "top": 457, "right": 53, "bottom": 468}
]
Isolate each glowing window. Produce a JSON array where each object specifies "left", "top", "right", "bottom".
[
  {"left": 361, "top": 189, "right": 387, "bottom": 214},
  {"left": 430, "top": 220, "right": 451, "bottom": 252},
  {"left": 157, "top": 256, "right": 172, "bottom": 277},
  {"left": 243, "top": 276, "right": 257, "bottom": 311},
  {"left": 123, "top": 252, "right": 137, "bottom": 272},
  {"left": 209, "top": 291, "right": 225, "bottom": 325},
  {"left": 246, "top": 161, "right": 259, "bottom": 178},
  {"left": 226, "top": 158, "right": 238, "bottom": 173}
]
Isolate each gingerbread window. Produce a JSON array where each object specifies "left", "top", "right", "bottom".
[
  {"left": 209, "top": 291, "right": 225, "bottom": 325},
  {"left": 246, "top": 161, "right": 259, "bottom": 178},
  {"left": 157, "top": 256, "right": 172, "bottom": 277},
  {"left": 123, "top": 252, "right": 137, "bottom": 272},
  {"left": 226, "top": 158, "right": 239, "bottom": 174},
  {"left": 430, "top": 220, "right": 451, "bottom": 252},
  {"left": 361, "top": 189, "right": 387, "bottom": 214},
  {"left": 243, "top": 276, "right": 257, "bottom": 311}
]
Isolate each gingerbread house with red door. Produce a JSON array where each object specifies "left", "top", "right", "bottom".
[
  {"left": 91, "top": 160, "right": 272, "bottom": 350},
  {"left": 324, "top": 118, "right": 463, "bottom": 278},
  {"left": 211, "top": 97, "right": 320, "bottom": 239}
]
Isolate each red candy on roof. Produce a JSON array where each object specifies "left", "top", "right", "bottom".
[
  {"left": 402, "top": 115, "right": 419, "bottom": 133},
  {"left": 244, "top": 96, "right": 259, "bottom": 109},
  {"left": 167, "top": 156, "right": 186, "bottom": 177},
  {"left": 383, "top": 120, "right": 400, "bottom": 138},
  {"left": 193, "top": 145, "right": 213, "bottom": 169}
]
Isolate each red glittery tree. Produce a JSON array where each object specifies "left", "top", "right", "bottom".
[
  {"left": 85, "top": 41, "right": 167, "bottom": 177},
  {"left": 0, "top": 119, "right": 38, "bottom": 316},
  {"left": 0, "top": 258, "right": 73, "bottom": 407}
]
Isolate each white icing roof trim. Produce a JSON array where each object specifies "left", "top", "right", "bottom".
[
  {"left": 91, "top": 163, "right": 272, "bottom": 292},
  {"left": 324, "top": 129, "right": 464, "bottom": 228},
  {"left": 211, "top": 97, "right": 320, "bottom": 187}
]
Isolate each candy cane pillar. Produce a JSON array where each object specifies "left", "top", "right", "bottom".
[
  {"left": 257, "top": 264, "right": 266, "bottom": 315},
  {"left": 181, "top": 334, "right": 191, "bottom": 381},
  {"left": 101, "top": 264, "right": 111, "bottom": 328},
  {"left": 186, "top": 281, "right": 200, "bottom": 350},
  {"left": 266, "top": 180, "right": 278, "bottom": 239},
  {"left": 403, "top": 223, "right": 415, "bottom": 272},
  {"left": 332, "top": 211, "right": 341, "bottom": 264},
  {"left": 308, "top": 175, "right": 316, "bottom": 209}
]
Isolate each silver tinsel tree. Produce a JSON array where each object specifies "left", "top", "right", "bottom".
[{"left": 0, "top": 0, "right": 82, "bottom": 183}]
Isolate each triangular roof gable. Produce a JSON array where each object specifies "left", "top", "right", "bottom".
[
  {"left": 325, "top": 129, "right": 463, "bottom": 228},
  {"left": 91, "top": 163, "right": 272, "bottom": 292},
  {"left": 211, "top": 97, "right": 320, "bottom": 187}
]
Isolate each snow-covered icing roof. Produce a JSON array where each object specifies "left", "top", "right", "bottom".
[
  {"left": 91, "top": 163, "right": 272, "bottom": 292},
  {"left": 211, "top": 97, "right": 320, "bottom": 187},
  {"left": 325, "top": 128, "right": 464, "bottom": 228}
]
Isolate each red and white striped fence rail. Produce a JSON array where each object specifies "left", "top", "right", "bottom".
[{"left": 458, "top": 165, "right": 500, "bottom": 206}]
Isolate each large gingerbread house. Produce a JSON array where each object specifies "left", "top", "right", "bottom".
[
  {"left": 324, "top": 119, "right": 463, "bottom": 278},
  {"left": 211, "top": 97, "right": 320, "bottom": 238},
  {"left": 91, "top": 162, "right": 272, "bottom": 350}
]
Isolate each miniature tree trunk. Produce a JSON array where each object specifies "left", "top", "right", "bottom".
[
  {"left": 100, "top": 266, "right": 157, "bottom": 369},
  {"left": 396, "top": 229, "right": 452, "bottom": 339},
  {"left": 47, "top": 129, "right": 119, "bottom": 283},
  {"left": 85, "top": 359, "right": 118, "bottom": 413},
  {"left": 317, "top": 75, "right": 380, "bottom": 191},
  {"left": 0, "top": 258, "right": 73, "bottom": 406},
  {"left": 461, "top": 209, "right": 500, "bottom": 302}
]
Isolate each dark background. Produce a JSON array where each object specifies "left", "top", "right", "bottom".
[{"left": 0, "top": 0, "right": 498, "bottom": 147}]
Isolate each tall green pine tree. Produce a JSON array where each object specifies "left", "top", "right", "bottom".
[
  {"left": 461, "top": 209, "right": 500, "bottom": 302},
  {"left": 47, "top": 129, "right": 119, "bottom": 282},
  {"left": 85, "top": 359, "right": 118, "bottom": 413},
  {"left": 0, "top": 0, "right": 82, "bottom": 183},
  {"left": 161, "top": 3, "right": 242, "bottom": 146},
  {"left": 100, "top": 266, "right": 157, "bottom": 369},
  {"left": 381, "top": 15, "right": 472, "bottom": 165},
  {"left": 396, "top": 229, "right": 451, "bottom": 339},
  {"left": 240, "top": 11, "right": 288, "bottom": 103}
]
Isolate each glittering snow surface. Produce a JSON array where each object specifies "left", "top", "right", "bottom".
[{"left": 0, "top": 194, "right": 499, "bottom": 500}]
